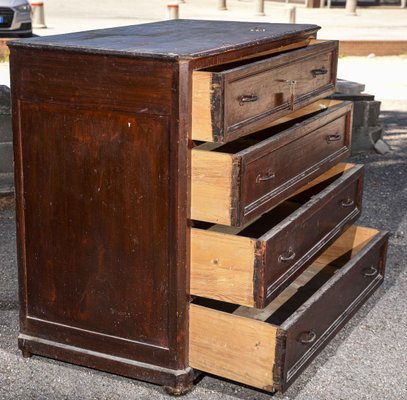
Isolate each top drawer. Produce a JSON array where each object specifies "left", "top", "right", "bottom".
[{"left": 192, "top": 40, "right": 338, "bottom": 143}]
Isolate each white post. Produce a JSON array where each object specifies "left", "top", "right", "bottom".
[
  {"left": 285, "top": 5, "right": 296, "bottom": 23},
  {"left": 218, "top": 0, "right": 227, "bottom": 10},
  {"left": 345, "top": 0, "right": 357, "bottom": 15},
  {"left": 29, "top": 1, "right": 47, "bottom": 29},
  {"left": 255, "top": 0, "right": 265, "bottom": 16},
  {"left": 401, "top": 0, "right": 406, "bottom": 8},
  {"left": 167, "top": 3, "right": 179, "bottom": 19}
]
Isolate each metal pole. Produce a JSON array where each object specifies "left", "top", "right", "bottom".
[
  {"left": 167, "top": 3, "right": 179, "bottom": 19},
  {"left": 255, "top": 0, "right": 265, "bottom": 16},
  {"left": 345, "top": 0, "right": 357, "bottom": 15}
]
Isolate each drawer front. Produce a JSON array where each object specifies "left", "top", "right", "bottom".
[
  {"left": 262, "top": 165, "right": 364, "bottom": 304},
  {"left": 189, "top": 228, "right": 389, "bottom": 393},
  {"left": 226, "top": 44, "right": 336, "bottom": 138},
  {"left": 242, "top": 108, "right": 351, "bottom": 222},
  {"left": 277, "top": 230, "right": 388, "bottom": 391},
  {"left": 192, "top": 40, "right": 338, "bottom": 143},
  {"left": 191, "top": 165, "right": 364, "bottom": 309},
  {"left": 191, "top": 100, "right": 352, "bottom": 227}
]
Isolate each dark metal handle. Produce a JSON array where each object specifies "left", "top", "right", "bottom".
[
  {"left": 311, "top": 67, "right": 328, "bottom": 77},
  {"left": 341, "top": 198, "right": 354, "bottom": 208},
  {"left": 256, "top": 169, "right": 275, "bottom": 183},
  {"left": 298, "top": 330, "right": 317, "bottom": 344},
  {"left": 239, "top": 94, "right": 258, "bottom": 106},
  {"left": 279, "top": 248, "right": 295, "bottom": 262},
  {"left": 363, "top": 265, "right": 378, "bottom": 277},
  {"left": 326, "top": 133, "right": 341, "bottom": 143}
]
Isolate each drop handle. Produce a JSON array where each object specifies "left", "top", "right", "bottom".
[
  {"left": 238, "top": 94, "right": 258, "bottom": 106},
  {"left": 256, "top": 169, "right": 276, "bottom": 183},
  {"left": 326, "top": 133, "right": 342, "bottom": 143},
  {"left": 279, "top": 248, "right": 296, "bottom": 262},
  {"left": 311, "top": 67, "right": 328, "bottom": 77},
  {"left": 341, "top": 198, "right": 354, "bottom": 208},
  {"left": 363, "top": 265, "right": 378, "bottom": 277},
  {"left": 298, "top": 330, "right": 317, "bottom": 345}
]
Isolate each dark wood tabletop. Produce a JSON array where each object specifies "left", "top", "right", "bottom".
[{"left": 8, "top": 19, "right": 320, "bottom": 59}]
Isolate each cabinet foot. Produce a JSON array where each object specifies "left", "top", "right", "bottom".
[
  {"left": 21, "top": 350, "right": 32, "bottom": 358},
  {"left": 163, "top": 382, "right": 193, "bottom": 396}
]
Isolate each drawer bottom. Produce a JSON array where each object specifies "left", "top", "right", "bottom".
[{"left": 189, "top": 225, "right": 388, "bottom": 392}]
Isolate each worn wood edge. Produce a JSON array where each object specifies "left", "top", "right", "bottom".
[
  {"left": 246, "top": 98, "right": 345, "bottom": 133},
  {"left": 191, "top": 39, "right": 332, "bottom": 143},
  {"left": 191, "top": 150, "right": 235, "bottom": 225},
  {"left": 278, "top": 229, "right": 388, "bottom": 391},
  {"left": 313, "top": 225, "right": 380, "bottom": 267},
  {"left": 292, "top": 162, "right": 355, "bottom": 197},
  {"left": 18, "top": 334, "right": 195, "bottom": 388},
  {"left": 234, "top": 261, "right": 328, "bottom": 322},
  {"left": 191, "top": 71, "right": 213, "bottom": 141},
  {"left": 189, "top": 303, "right": 277, "bottom": 391},
  {"left": 190, "top": 228, "right": 256, "bottom": 307}
]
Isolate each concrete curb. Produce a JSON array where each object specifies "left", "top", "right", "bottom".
[{"left": 339, "top": 40, "right": 407, "bottom": 56}]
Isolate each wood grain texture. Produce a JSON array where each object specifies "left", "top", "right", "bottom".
[
  {"left": 190, "top": 165, "right": 363, "bottom": 308},
  {"left": 191, "top": 100, "right": 352, "bottom": 226},
  {"left": 191, "top": 40, "right": 338, "bottom": 143},
  {"left": 191, "top": 150, "right": 235, "bottom": 225},
  {"left": 190, "top": 226, "right": 388, "bottom": 393},
  {"left": 313, "top": 225, "right": 379, "bottom": 266},
  {"left": 189, "top": 304, "right": 277, "bottom": 391},
  {"left": 190, "top": 229, "right": 256, "bottom": 307},
  {"left": 279, "top": 228, "right": 388, "bottom": 391},
  {"left": 8, "top": 20, "right": 319, "bottom": 60},
  {"left": 10, "top": 40, "right": 191, "bottom": 385}
]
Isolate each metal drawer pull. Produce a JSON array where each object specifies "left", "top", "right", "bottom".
[
  {"left": 326, "top": 133, "right": 342, "bottom": 143},
  {"left": 279, "top": 249, "right": 295, "bottom": 262},
  {"left": 363, "top": 266, "right": 378, "bottom": 277},
  {"left": 256, "top": 170, "right": 276, "bottom": 183},
  {"left": 311, "top": 67, "right": 328, "bottom": 77},
  {"left": 298, "top": 330, "right": 317, "bottom": 344},
  {"left": 341, "top": 198, "right": 354, "bottom": 208},
  {"left": 238, "top": 94, "right": 258, "bottom": 105}
]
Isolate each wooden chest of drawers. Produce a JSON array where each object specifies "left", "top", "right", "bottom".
[{"left": 9, "top": 20, "right": 388, "bottom": 395}]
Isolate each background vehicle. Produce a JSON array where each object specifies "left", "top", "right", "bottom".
[{"left": 0, "top": 0, "right": 32, "bottom": 37}]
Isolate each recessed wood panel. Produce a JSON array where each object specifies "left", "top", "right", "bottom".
[{"left": 20, "top": 102, "right": 171, "bottom": 348}]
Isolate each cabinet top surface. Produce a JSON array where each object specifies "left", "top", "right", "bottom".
[{"left": 9, "top": 19, "right": 319, "bottom": 60}]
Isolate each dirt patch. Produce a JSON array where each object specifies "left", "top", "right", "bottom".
[{"left": 0, "top": 195, "right": 15, "bottom": 210}]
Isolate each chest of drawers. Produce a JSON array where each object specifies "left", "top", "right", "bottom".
[{"left": 9, "top": 20, "right": 388, "bottom": 395}]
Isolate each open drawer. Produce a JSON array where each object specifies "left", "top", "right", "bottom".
[
  {"left": 190, "top": 226, "right": 388, "bottom": 392},
  {"left": 191, "top": 163, "right": 363, "bottom": 308},
  {"left": 191, "top": 99, "right": 352, "bottom": 226},
  {"left": 192, "top": 39, "right": 338, "bottom": 143}
]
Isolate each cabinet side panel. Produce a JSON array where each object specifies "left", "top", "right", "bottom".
[
  {"left": 11, "top": 48, "right": 189, "bottom": 373},
  {"left": 20, "top": 103, "right": 171, "bottom": 347}
]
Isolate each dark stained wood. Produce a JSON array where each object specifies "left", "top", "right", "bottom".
[
  {"left": 192, "top": 100, "right": 353, "bottom": 226},
  {"left": 192, "top": 164, "right": 364, "bottom": 308},
  {"left": 7, "top": 20, "right": 319, "bottom": 60},
  {"left": 9, "top": 19, "right": 387, "bottom": 395},
  {"left": 189, "top": 227, "right": 388, "bottom": 393},
  {"left": 192, "top": 40, "right": 338, "bottom": 143},
  {"left": 258, "top": 164, "right": 364, "bottom": 306},
  {"left": 10, "top": 38, "right": 192, "bottom": 387},
  {"left": 275, "top": 230, "right": 389, "bottom": 391}
]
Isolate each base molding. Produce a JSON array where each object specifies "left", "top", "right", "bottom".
[{"left": 18, "top": 334, "right": 194, "bottom": 390}]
